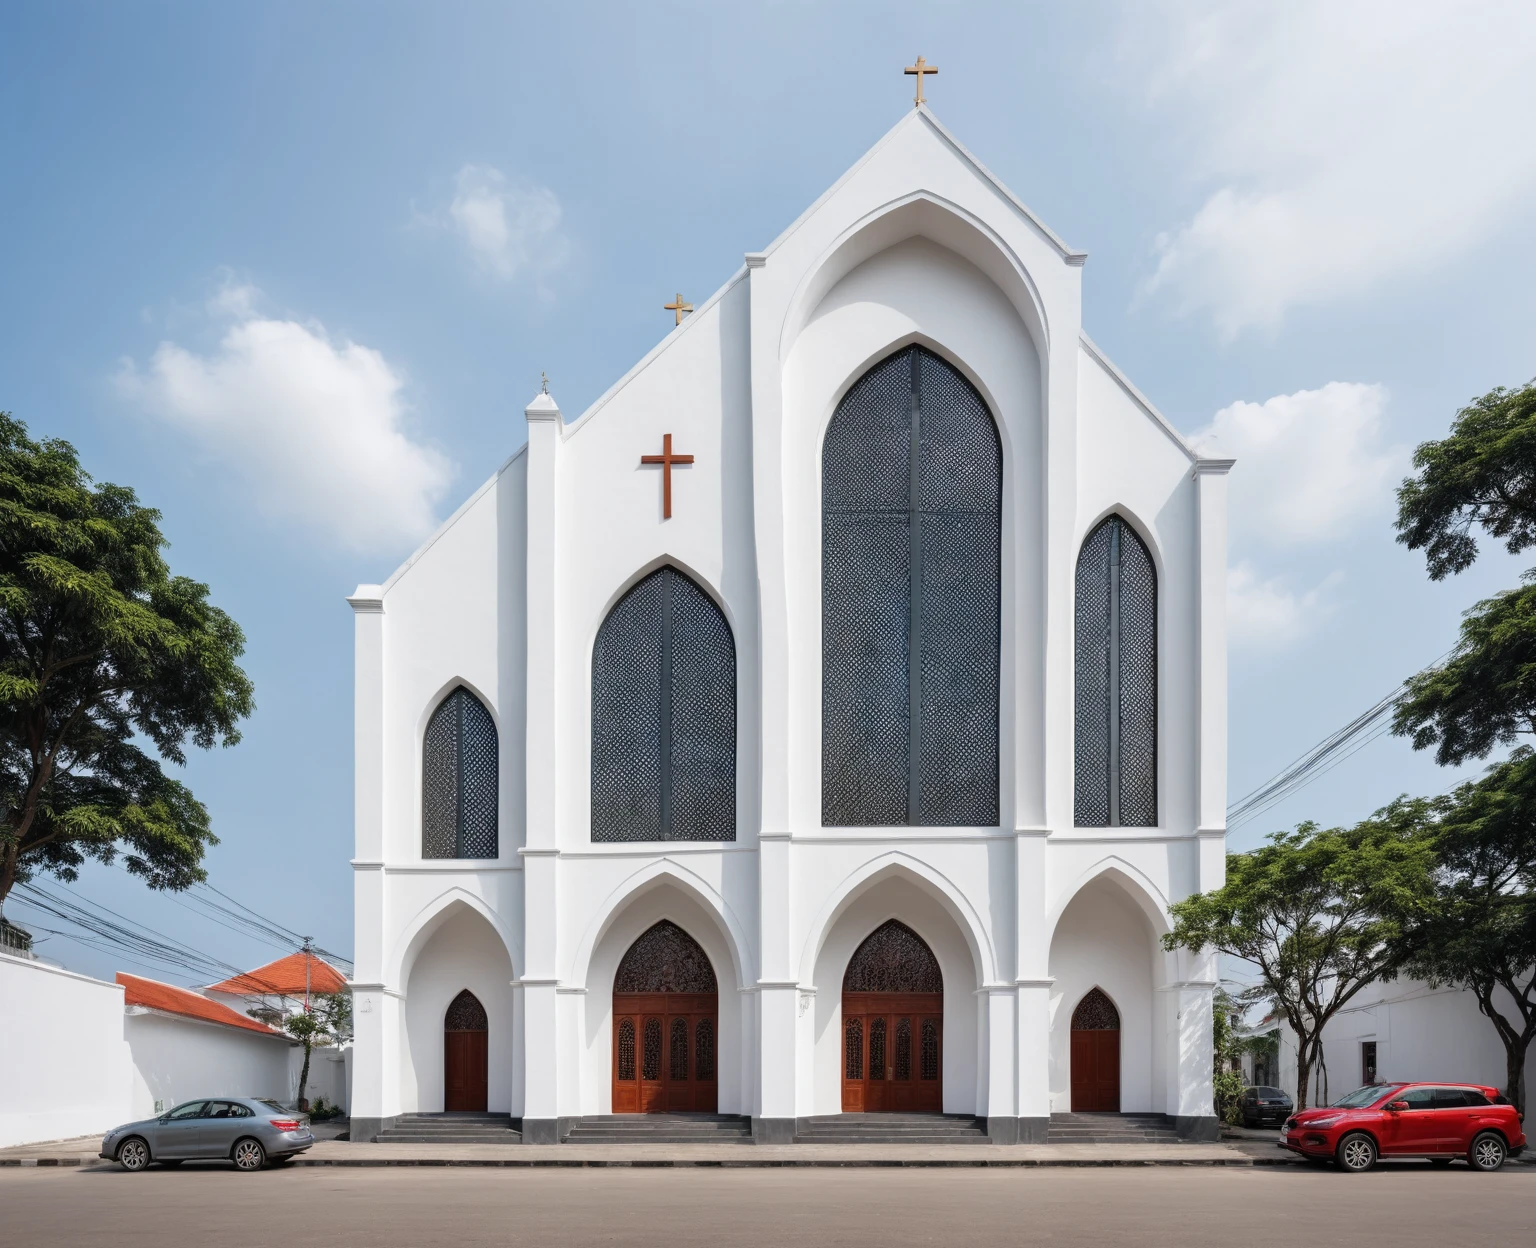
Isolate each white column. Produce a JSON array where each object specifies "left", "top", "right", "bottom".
[
  {"left": 1193, "top": 458, "right": 1233, "bottom": 843},
  {"left": 520, "top": 388, "right": 564, "bottom": 1142},
  {"left": 346, "top": 586, "right": 390, "bottom": 1136},
  {"left": 755, "top": 831, "right": 797, "bottom": 1138},
  {"left": 1014, "top": 829, "right": 1051, "bottom": 1139}
]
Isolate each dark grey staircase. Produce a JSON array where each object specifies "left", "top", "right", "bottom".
[
  {"left": 562, "top": 1113, "right": 753, "bottom": 1144},
  {"left": 794, "top": 1113, "right": 990, "bottom": 1144},
  {"left": 1046, "top": 1112, "right": 1183, "bottom": 1144},
  {"left": 375, "top": 1112, "right": 521, "bottom": 1144}
]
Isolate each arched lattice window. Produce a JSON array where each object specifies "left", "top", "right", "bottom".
[
  {"left": 445, "top": 989, "right": 488, "bottom": 1031},
  {"left": 822, "top": 345, "right": 1001, "bottom": 827},
  {"left": 422, "top": 687, "right": 499, "bottom": 858},
  {"left": 1074, "top": 515, "right": 1157, "bottom": 827},
  {"left": 614, "top": 920, "right": 718, "bottom": 994},
  {"left": 1071, "top": 987, "right": 1120, "bottom": 1031},
  {"left": 592, "top": 567, "right": 736, "bottom": 842},
  {"left": 843, "top": 919, "right": 943, "bottom": 993}
]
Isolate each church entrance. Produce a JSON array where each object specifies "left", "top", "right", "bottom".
[
  {"left": 443, "top": 989, "right": 489, "bottom": 1112},
  {"left": 612, "top": 921, "right": 718, "bottom": 1113},
  {"left": 1069, "top": 987, "right": 1121, "bottom": 1112},
  {"left": 841, "top": 920, "right": 943, "bottom": 1113}
]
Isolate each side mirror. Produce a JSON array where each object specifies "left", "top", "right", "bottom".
[{"left": 1386, "top": 1101, "right": 1408, "bottom": 1112}]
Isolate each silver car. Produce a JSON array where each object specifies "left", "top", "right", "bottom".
[{"left": 100, "top": 1098, "right": 314, "bottom": 1171}]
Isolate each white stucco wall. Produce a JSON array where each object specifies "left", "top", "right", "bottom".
[
  {"left": 0, "top": 953, "right": 132, "bottom": 1148},
  {"left": 125, "top": 1011, "right": 295, "bottom": 1120}
]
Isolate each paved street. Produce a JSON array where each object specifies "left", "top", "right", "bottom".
[{"left": 2, "top": 1162, "right": 1532, "bottom": 1247}]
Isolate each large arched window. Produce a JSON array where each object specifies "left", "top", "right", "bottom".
[
  {"left": 422, "top": 686, "right": 499, "bottom": 858},
  {"left": 1074, "top": 515, "right": 1157, "bottom": 826},
  {"left": 822, "top": 345, "right": 1002, "bottom": 827},
  {"left": 592, "top": 566, "right": 736, "bottom": 842}
]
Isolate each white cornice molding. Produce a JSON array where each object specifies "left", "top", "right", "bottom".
[
  {"left": 744, "top": 252, "right": 767, "bottom": 268},
  {"left": 346, "top": 585, "right": 384, "bottom": 614},
  {"left": 1195, "top": 825, "right": 1229, "bottom": 837},
  {"left": 524, "top": 391, "right": 563, "bottom": 426},
  {"left": 1192, "top": 458, "right": 1236, "bottom": 476}
]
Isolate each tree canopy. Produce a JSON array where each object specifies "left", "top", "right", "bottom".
[
  {"left": 0, "top": 412, "right": 254, "bottom": 907},
  {"left": 1396, "top": 380, "right": 1536, "bottom": 580},
  {"left": 1404, "top": 750, "right": 1536, "bottom": 1114},
  {"left": 1165, "top": 810, "right": 1437, "bottom": 1108},
  {"left": 1393, "top": 575, "right": 1536, "bottom": 766}
]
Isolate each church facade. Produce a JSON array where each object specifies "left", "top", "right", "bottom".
[{"left": 347, "top": 106, "right": 1231, "bottom": 1145}]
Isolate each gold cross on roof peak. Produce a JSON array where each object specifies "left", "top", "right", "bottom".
[
  {"left": 664, "top": 293, "right": 693, "bottom": 326},
  {"left": 904, "top": 56, "right": 937, "bottom": 107}
]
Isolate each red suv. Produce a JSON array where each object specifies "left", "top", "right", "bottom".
[{"left": 1282, "top": 1082, "right": 1526, "bottom": 1172}]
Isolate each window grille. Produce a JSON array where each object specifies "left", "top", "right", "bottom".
[
  {"left": 1073, "top": 516, "right": 1157, "bottom": 826},
  {"left": 445, "top": 989, "right": 488, "bottom": 1031},
  {"left": 613, "top": 920, "right": 718, "bottom": 994},
  {"left": 422, "top": 687, "right": 499, "bottom": 859},
  {"left": 695, "top": 1019, "right": 715, "bottom": 1081},
  {"left": 1071, "top": 987, "right": 1120, "bottom": 1031},
  {"left": 822, "top": 346, "right": 1001, "bottom": 826},
  {"left": 843, "top": 919, "right": 943, "bottom": 993},
  {"left": 592, "top": 566, "right": 736, "bottom": 842}
]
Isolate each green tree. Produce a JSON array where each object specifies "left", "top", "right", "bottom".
[
  {"left": 1164, "top": 810, "right": 1437, "bottom": 1109},
  {"left": 1211, "top": 986, "right": 1247, "bottom": 1125},
  {"left": 1405, "top": 752, "right": 1536, "bottom": 1114},
  {"left": 0, "top": 412, "right": 254, "bottom": 908},
  {"left": 285, "top": 991, "right": 353, "bottom": 1110},
  {"left": 1396, "top": 380, "right": 1536, "bottom": 581}
]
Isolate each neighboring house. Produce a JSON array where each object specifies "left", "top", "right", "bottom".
[
  {"left": 118, "top": 972, "right": 297, "bottom": 1120},
  {"left": 1265, "top": 977, "right": 1534, "bottom": 1109},
  {"left": 0, "top": 947, "right": 351, "bottom": 1148},
  {"left": 204, "top": 950, "right": 350, "bottom": 1023},
  {"left": 348, "top": 105, "right": 1232, "bottom": 1145}
]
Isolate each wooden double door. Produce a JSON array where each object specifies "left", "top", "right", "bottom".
[
  {"left": 841, "top": 992, "right": 943, "bottom": 1112},
  {"left": 612, "top": 992, "right": 717, "bottom": 1113},
  {"left": 445, "top": 1029, "right": 488, "bottom": 1112},
  {"left": 1069, "top": 987, "right": 1121, "bottom": 1112}
]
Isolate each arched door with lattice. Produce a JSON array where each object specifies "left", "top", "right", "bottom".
[
  {"left": 841, "top": 920, "right": 943, "bottom": 1113},
  {"left": 1070, "top": 987, "right": 1121, "bottom": 1112},
  {"left": 612, "top": 921, "right": 718, "bottom": 1113},
  {"left": 444, "top": 989, "right": 489, "bottom": 1112}
]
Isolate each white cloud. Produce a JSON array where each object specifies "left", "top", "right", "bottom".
[
  {"left": 117, "top": 298, "right": 453, "bottom": 555},
  {"left": 1125, "top": 0, "right": 1536, "bottom": 335},
  {"left": 1227, "top": 560, "right": 1331, "bottom": 649},
  {"left": 441, "top": 164, "right": 568, "bottom": 281},
  {"left": 1191, "top": 382, "right": 1404, "bottom": 547}
]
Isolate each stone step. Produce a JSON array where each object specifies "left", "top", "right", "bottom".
[{"left": 377, "top": 1133, "right": 524, "bottom": 1144}]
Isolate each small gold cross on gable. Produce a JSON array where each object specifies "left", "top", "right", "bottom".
[
  {"left": 664, "top": 292, "right": 693, "bottom": 326},
  {"left": 904, "top": 55, "right": 938, "bottom": 107}
]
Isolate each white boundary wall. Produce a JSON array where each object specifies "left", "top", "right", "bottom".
[{"left": 0, "top": 952, "right": 132, "bottom": 1148}]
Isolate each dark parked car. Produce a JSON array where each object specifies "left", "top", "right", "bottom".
[
  {"left": 1239, "top": 1085, "right": 1293, "bottom": 1127},
  {"left": 1281, "top": 1082, "right": 1527, "bottom": 1172},
  {"left": 100, "top": 1098, "right": 314, "bottom": 1171}
]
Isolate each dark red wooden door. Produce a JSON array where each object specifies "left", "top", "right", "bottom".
[
  {"left": 612, "top": 993, "right": 717, "bottom": 1113},
  {"left": 841, "top": 993, "right": 942, "bottom": 1113},
  {"left": 444, "top": 1029, "right": 488, "bottom": 1112},
  {"left": 1069, "top": 987, "right": 1121, "bottom": 1112}
]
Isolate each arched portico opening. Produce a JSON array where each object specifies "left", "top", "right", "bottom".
[
  {"left": 840, "top": 920, "right": 943, "bottom": 1112},
  {"left": 611, "top": 921, "right": 718, "bottom": 1113}
]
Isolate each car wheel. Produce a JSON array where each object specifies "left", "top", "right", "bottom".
[
  {"left": 1336, "top": 1132, "right": 1377, "bottom": 1173},
  {"left": 231, "top": 1138, "right": 267, "bottom": 1172},
  {"left": 117, "top": 1138, "right": 151, "bottom": 1172},
  {"left": 1430, "top": 1158, "right": 1453, "bottom": 1168},
  {"left": 1469, "top": 1132, "right": 1507, "bottom": 1173}
]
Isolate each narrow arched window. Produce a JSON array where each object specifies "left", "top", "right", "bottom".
[
  {"left": 1074, "top": 516, "right": 1157, "bottom": 826},
  {"left": 592, "top": 566, "right": 736, "bottom": 842},
  {"left": 822, "top": 345, "right": 1002, "bottom": 827},
  {"left": 422, "top": 686, "right": 499, "bottom": 858}
]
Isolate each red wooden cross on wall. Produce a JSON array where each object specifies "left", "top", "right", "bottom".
[{"left": 640, "top": 433, "right": 694, "bottom": 520}]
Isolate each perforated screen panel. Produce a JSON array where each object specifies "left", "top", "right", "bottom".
[
  {"left": 822, "top": 347, "right": 1001, "bottom": 827},
  {"left": 422, "top": 686, "right": 499, "bottom": 859},
  {"left": 591, "top": 567, "right": 736, "bottom": 842},
  {"left": 1074, "top": 516, "right": 1157, "bottom": 827}
]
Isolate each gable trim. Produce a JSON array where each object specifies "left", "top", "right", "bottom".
[{"left": 1079, "top": 332, "right": 1200, "bottom": 464}]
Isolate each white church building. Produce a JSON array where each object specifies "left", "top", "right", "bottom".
[{"left": 347, "top": 105, "right": 1231, "bottom": 1145}]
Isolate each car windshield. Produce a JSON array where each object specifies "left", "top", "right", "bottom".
[
  {"left": 257, "top": 1100, "right": 288, "bottom": 1113},
  {"left": 1258, "top": 1087, "right": 1287, "bottom": 1098},
  {"left": 1332, "top": 1084, "right": 1404, "bottom": 1108}
]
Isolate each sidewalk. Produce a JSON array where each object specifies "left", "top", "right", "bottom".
[{"left": 0, "top": 1133, "right": 1289, "bottom": 1169}]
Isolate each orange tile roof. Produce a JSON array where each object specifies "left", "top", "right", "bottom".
[
  {"left": 204, "top": 951, "right": 349, "bottom": 998},
  {"left": 117, "top": 973, "right": 288, "bottom": 1038}
]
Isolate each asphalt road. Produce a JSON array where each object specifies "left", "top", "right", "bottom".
[{"left": 2, "top": 1162, "right": 1532, "bottom": 1247}]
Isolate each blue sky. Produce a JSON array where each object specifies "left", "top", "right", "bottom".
[{"left": 3, "top": 1, "right": 1534, "bottom": 984}]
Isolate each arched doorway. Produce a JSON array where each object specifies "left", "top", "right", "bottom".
[
  {"left": 1070, "top": 987, "right": 1120, "bottom": 1111},
  {"left": 444, "top": 989, "right": 489, "bottom": 1112},
  {"left": 841, "top": 920, "right": 943, "bottom": 1112},
  {"left": 612, "top": 921, "right": 718, "bottom": 1113}
]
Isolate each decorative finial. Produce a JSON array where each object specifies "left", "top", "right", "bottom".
[
  {"left": 664, "top": 293, "right": 694, "bottom": 326},
  {"left": 541, "top": 370, "right": 549, "bottom": 395},
  {"left": 904, "top": 55, "right": 937, "bottom": 107}
]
